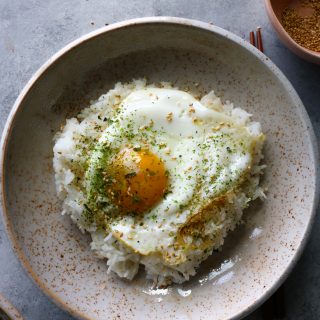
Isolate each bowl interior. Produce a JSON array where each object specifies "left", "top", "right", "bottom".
[{"left": 2, "top": 21, "right": 318, "bottom": 320}]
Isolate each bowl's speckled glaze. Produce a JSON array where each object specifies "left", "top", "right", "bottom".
[{"left": 0, "top": 17, "right": 319, "bottom": 320}]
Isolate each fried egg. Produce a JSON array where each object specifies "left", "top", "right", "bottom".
[{"left": 85, "top": 88, "right": 263, "bottom": 265}]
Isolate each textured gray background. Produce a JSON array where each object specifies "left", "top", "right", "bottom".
[{"left": 0, "top": 0, "right": 319, "bottom": 319}]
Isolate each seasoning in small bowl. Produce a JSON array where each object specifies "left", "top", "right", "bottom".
[
  {"left": 265, "top": 0, "right": 320, "bottom": 64},
  {"left": 282, "top": 0, "right": 320, "bottom": 52}
]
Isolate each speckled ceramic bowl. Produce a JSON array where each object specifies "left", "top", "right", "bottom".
[
  {"left": 1, "top": 17, "right": 319, "bottom": 320},
  {"left": 0, "top": 294, "right": 24, "bottom": 320}
]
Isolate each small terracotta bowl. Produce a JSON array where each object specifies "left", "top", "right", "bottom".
[{"left": 265, "top": 0, "right": 320, "bottom": 64}]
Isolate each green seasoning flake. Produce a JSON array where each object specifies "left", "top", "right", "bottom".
[
  {"left": 133, "top": 146, "right": 141, "bottom": 151},
  {"left": 133, "top": 194, "right": 141, "bottom": 203},
  {"left": 125, "top": 172, "right": 137, "bottom": 178},
  {"left": 84, "top": 140, "right": 117, "bottom": 226},
  {"left": 83, "top": 203, "right": 94, "bottom": 223}
]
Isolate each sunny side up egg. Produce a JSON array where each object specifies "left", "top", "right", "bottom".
[{"left": 84, "top": 88, "right": 263, "bottom": 265}]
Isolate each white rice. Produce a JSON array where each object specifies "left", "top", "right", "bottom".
[{"left": 53, "top": 79, "right": 265, "bottom": 286}]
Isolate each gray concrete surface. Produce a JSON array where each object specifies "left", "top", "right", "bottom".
[{"left": 0, "top": 0, "right": 319, "bottom": 319}]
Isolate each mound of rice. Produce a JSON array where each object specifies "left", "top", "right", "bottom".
[{"left": 53, "top": 79, "right": 265, "bottom": 286}]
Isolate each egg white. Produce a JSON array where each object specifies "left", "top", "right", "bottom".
[{"left": 85, "top": 88, "right": 262, "bottom": 263}]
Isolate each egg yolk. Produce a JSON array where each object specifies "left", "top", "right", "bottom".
[{"left": 105, "top": 148, "right": 168, "bottom": 213}]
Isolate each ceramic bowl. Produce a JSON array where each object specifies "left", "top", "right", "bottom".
[
  {"left": 265, "top": 0, "right": 320, "bottom": 64},
  {"left": 0, "top": 294, "right": 24, "bottom": 320},
  {"left": 1, "top": 17, "right": 319, "bottom": 320}
]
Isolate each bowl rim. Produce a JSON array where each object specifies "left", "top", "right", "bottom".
[
  {"left": 264, "top": 0, "right": 320, "bottom": 63},
  {"left": 0, "top": 16, "right": 319, "bottom": 320},
  {"left": 0, "top": 294, "right": 24, "bottom": 320}
]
